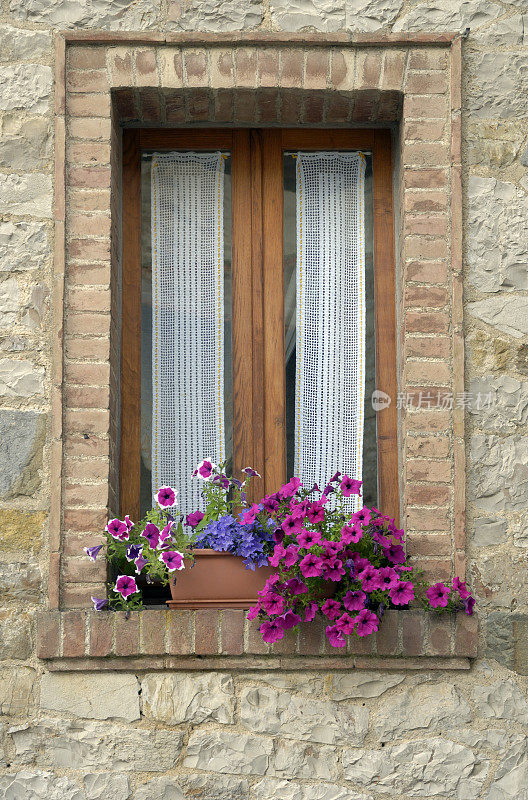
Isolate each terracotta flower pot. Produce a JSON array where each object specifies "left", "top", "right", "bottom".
[{"left": 166, "top": 549, "right": 274, "bottom": 609}]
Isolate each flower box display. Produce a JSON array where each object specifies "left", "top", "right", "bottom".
[{"left": 85, "top": 460, "right": 475, "bottom": 649}]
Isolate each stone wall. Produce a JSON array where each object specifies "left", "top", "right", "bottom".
[{"left": 0, "top": 1, "right": 528, "bottom": 799}]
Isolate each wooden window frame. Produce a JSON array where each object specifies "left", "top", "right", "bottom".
[{"left": 121, "top": 128, "right": 398, "bottom": 523}]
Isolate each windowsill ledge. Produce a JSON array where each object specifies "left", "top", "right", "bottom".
[{"left": 36, "top": 608, "right": 477, "bottom": 671}]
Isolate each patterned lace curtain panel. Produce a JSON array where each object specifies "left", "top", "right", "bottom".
[
  {"left": 151, "top": 152, "right": 226, "bottom": 514},
  {"left": 294, "top": 152, "right": 367, "bottom": 510}
]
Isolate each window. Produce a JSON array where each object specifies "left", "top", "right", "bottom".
[{"left": 121, "top": 129, "right": 398, "bottom": 526}]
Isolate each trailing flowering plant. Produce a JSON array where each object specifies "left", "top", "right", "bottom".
[
  {"left": 244, "top": 472, "right": 475, "bottom": 648},
  {"left": 85, "top": 460, "right": 272, "bottom": 611}
]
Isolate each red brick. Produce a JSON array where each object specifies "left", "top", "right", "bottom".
[
  {"left": 298, "top": 615, "right": 325, "bottom": 655},
  {"left": 406, "top": 533, "right": 451, "bottom": 556},
  {"left": 329, "top": 50, "right": 351, "bottom": 90},
  {"left": 405, "top": 336, "right": 450, "bottom": 359},
  {"left": 405, "top": 285, "right": 448, "bottom": 308},
  {"left": 235, "top": 47, "right": 258, "bottom": 87},
  {"left": 69, "top": 117, "right": 111, "bottom": 140},
  {"left": 89, "top": 612, "right": 114, "bottom": 656},
  {"left": 64, "top": 482, "right": 109, "bottom": 507},
  {"left": 195, "top": 609, "right": 220, "bottom": 655},
  {"left": 65, "top": 361, "right": 110, "bottom": 384},
  {"left": 115, "top": 611, "right": 140, "bottom": 656},
  {"left": 405, "top": 72, "right": 448, "bottom": 95},
  {"left": 404, "top": 120, "right": 445, "bottom": 142},
  {"left": 69, "top": 213, "right": 111, "bottom": 237},
  {"left": 415, "top": 559, "right": 452, "bottom": 582},
  {"left": 404, "top": 168, "right": 447, "bottom": 189},
  {"left": 403, "top": 95, "right": 447, "bottom": 119},
  {"left": 405, "top": 311, "right": 449, "bottom": 335},
  {"left": 183, "top": 49, "right": 207, "bottom": 85},
  {"left": 409, "top": 50, "right": 447, "bottom": 71},
  {"left": 187, "top": 88, "right": 210, "bottom": 121},
  {"left": 69, "top": 189, "right": 111, "bottom": 213},
  {"left": 64, "top": 385, "right": 110, "bottom": 410},
  {"left": 404, "top": 409, "right": 451, "bottom": 432},
  {"left": 140, "top": 610, "right": 167, "bottom": 655},
  {"left": 36, "top": 611, "right": 61, "bottom": 659},
  {"left": 406, "top": 360, "right": 450, "bottom": 385},
  {"left": 304, "top": 50, "right": 328, "bottom": 90},
  {"left": 406, "top": 507, "right": 450, "bottom": 532},
  {"left": 348, "top": 631, "right": 375, "bottom": 656},
  {"left": 69, "top": 166, "right": 111, "bottom": 190},
  {"left": 272, "top": 625, "right": 299, "bottom": 655},
  {"left": 138, "top": 88, "right": 162, "bottom": 122},
  {"left": 63, "top": 531, "right": 104, "bottom": 557},
  {"left": 257, "top": 87, "right": 279, "bottom": 123},
  {"left": 68, "top": 93, "right": 111, "bottom": 118},
  {"left": 404, "top": 142, "right": 449, "bottom": 168},
  {"left": 356, "top": 50, "right": 381, "bottom": 88},
  {"left": 281, "top": 49, "right": 303, "bottom": 88},
  {"left": 69, "top": 46, "right": 107, "bottom": 70},
  {"left": 63, "top": 583, "right": 104, "bottom": 608},
  {"left": 376, "top": 610, "right": 399, "bottom": 655},
  {"left": 69, "top": 238, "right": 110, "bottom": 261},
  {"left": 405, "top": 215, "right": 448, "bottom": 237},
  {"left": 63, "top": 508, "right": 107, "bottom": 531},
  {"left": 402, "top": 611, "right": 424, "bottom": 655},
  {"left": 406, "top": 259, "right": 448, "bottom": 283},
  {"left": 234, "top": 88, "right": 257, "bottom": 123},
  {"left": 406, "top": 459, "right": 451, "bottom": 483},
  {"left": 63, "top": 456, "right": 109, "bottom": 481},
  {"left": 304, "top": 92, "right": 324, "bottom": 124},
  {"left": 63, "top": 435, "right": 109, "bottom": 459},
  {"left": 428, "top": 613, "right": 452, "bottom": 656},
  {"left": 455, "top": 613, "right": 478, "bottom": 657},
  {"left": 66, "top": 313, "right": 111, "bottom": 336},
  {"left": 63, "top": 611, "right": 86, "bottom": 657},
  {"left": 381, "top": 51, "right": 406, "bottom": 91},
  {"left": 407, "top": 484, "right": 450, "bottom": 506},
  {"left": 406, "top": 434, "right": 450, "bottom": 458},
  {"left": 167, "top": 610, "right": 194, "bottom": 655},
  {"left": 135, "top": 49, "right": 157, "bottom": 84},
  {"left": 64, "top": 409, "right": 110, "bottom": 435},
  {"left": 221, "top": 609, "right": 245, "bottom": 655},
  {"left": 68, "top": 69, "right": 109, "bottom": 93},
  {"left": 326, "top": 92, "right": 351, "bottom": 123}
]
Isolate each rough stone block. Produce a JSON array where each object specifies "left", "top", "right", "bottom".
[
  {"left": 142, "top": 672, "right": 235, "bottom": 725},
  {"left": 40, "top": 673, "right": 140, "bottom": 721}
]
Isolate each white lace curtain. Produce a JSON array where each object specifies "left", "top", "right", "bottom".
[
  {"left": 151, "top": 152, "right": 226, "bottom": 514},
  {"left": 294, "top": 152, "right": 366, "bottom": 510}
]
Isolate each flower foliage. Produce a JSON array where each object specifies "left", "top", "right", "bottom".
[
  {"left": 245, "top": 472, "right": 475, "bottom": 648},
  {"left": 86, "top": 463, "right": 475, "bottom": 637}
]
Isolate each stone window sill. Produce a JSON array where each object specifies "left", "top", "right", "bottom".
[{"left": 36, "top": 609, "right": 477, "bottom": 671}]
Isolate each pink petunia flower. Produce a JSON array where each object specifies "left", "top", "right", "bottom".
[
  {"left": 247, "top": 603, "right": 261, "bottom": 620},
  {"left": 321, "top": 598, "right": 342, "bottom": 620},
  {"left": 240, "top": 503, "right": 260, "bottom": 525},
  {"left": 124, "top": 515, "right": 134, "bottom": 531},
  {"left": 297, "top": 528, "right": 322, "bottom": 548},
  {"left": 299, "top": 552, "right": 324, "bottom": 578},
  {"left": 340, "top": 523, "right": 363, "bottom": 545},
  {"left": 114, "top": 574, "right": 138, "bottom": 599},
  {"left": 134, "top": 554, "right": 147, "bottom": 574},
  {"left": 335, "top": 612, "right": 356, "bottom": 634},
  {"left": 427, "top": 582, "right": 451, "bottom": 608},
  {"left": 282, "top": 544, "right": 300, "bottom": 568},
  {"left": 194, "top": 459, "right": 214, "bottom": 479},
  {"left": 378, "top": 566, "right": 400, "bottom": 590},
  {"left": 278, "top": 477, "right": 302, "bottom": 499},
  {"left": 281, "top": 514, "right": 304, "bottom": 535},
  {"left": 351, "top": 506, "right": 372, "bottom": 526},
  {"left": 262, "top": 494, "right": 280, "bottom": 513},
  {"left": 354, "top": 609, "right": 379, "bottom": 637},
  {"left": 389, "top": 581, "right": 414, "bottom": 606},
  {"left": 106, "top": 518, "right": 129, "bottom": 541},
  {"left": 158, "top": 550, "right": 185, "bottom": 572},
  {"left": 260, "top": 592, "right": 284, "bottom": 615},
  {"left": 186, "top": 510, "right": 204, "bottom": 528},
  {"left": 453, "top": 576, "right": 470, "bottom": 600},
  {"left": 269, "top": 544, "right": 286, "bottom": 568},
  {"left": 276, "top": 610, "right": 302, "bottom": 630},
  {"left": 141, "top": 522, "right": 160, "bottom": 549},
  {"left": 304, "top": 601, "right": 319, "bottom": 622},
  {"left": 323, "top": 558, "right": 345, "bottom": 582},
  {"left": 156, "top": 486, "right": 177, "bottom": 508},
  {"left": 283, "top": 577, "right": 307, "bottom": 595},
  {"left": 357, "top": 564, "right": 382, "bottom": 592},
  {"left": 383, "top": 543, "right": 406, "bottom": 565},
  {"left": 260, "top": 619, "right": 284, "bottom": 643},
  {"left": 343, "top": 589, "right": 366, "bottom": 612},
  {"left": 159, "top": 521, "right": 174, "bottom": 546},
  {"left": 464, "top": 596, "right": 476, "bottom": 616},
  {"left": 326, "top": 624, "right": 346, "bottom": 648},
  {"left": 307, "top": 502, "right": 325, "bottom": 524},
  {"left": 340, "top": 475, "right": 362, "bottom": 497}
]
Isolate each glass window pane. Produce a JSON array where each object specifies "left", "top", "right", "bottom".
[
  {"left": 140, "top": 152, "right": 232, "bottom": 517},
  {"left": 283, "top": 152, "right": 377, "bottom": 506}
]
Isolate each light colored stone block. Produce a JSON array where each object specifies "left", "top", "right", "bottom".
[
  {"left": 184, "top": 730, "right": 273, "bottom": 775},
  {"left": 40, "top": 673, "right": 140, "bottom": 722},
  {"left": 141, "top": 672, "right": 234, "bottom": 725}
]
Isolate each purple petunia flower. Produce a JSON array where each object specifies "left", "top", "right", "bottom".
[
  {"left": 340, "top": 523, "right": 363, "bottom": 545},
  {"left": 383, "top": 542, "right": 406, "bottom": 565},
  {"left": 464, "top": 595, "right": 476, "bottom": 616},
  {"left": 84, "top": 544, "right": 103, "bottom": 562},
  {"left": 378, "top": 566, "right": 399, "bottom": 590},
  {"left": 326, "top": 624, "right": 346, "bottom": 648},
  {"left": 343, "top": 589, "right": 366, "bottom": 612},
  {"left": 187, "top": 510, "right": 204, "bottom": 528},
  {"left": 260, "top": 619, "right": 284, "bottom": 643},
  {"left": 307, "top": 502, "right": 325, "bottom": 524},
  {"left": 247, "top": 603, "right": 261, "bottom": 621},
  {"left": 335, "top": 612, "right": 355, "bottom": 635},
  {"left": 283, "top": 577, "right": 308, "bottom": 596},
  {"left": 453, "top": 576, "right": 470, "bottom": 600},
  {"left": 106, "top": 518, "right": 129, "bottom": 541},
  {"left": 194, "top": 459, "right": 214, "bottom": 479},
  {"left": 354, "top": 609, "right": 379, "bottom": 637},
  {"left": 260, "top": 592, "right": 284, "bottom": 616},
  {"left": 427, "top": 582, "right": 451, "bottom": 608},
  {"left": 351, "top": 506, "right": 371, "bottom": 525},
  {"left": 262, "top": 494, "right": 280, "bottom": 513},
  {"left": 305, "top": 601, "right": 318, "bottom": 622},
  {"left": 124, "top": 515, "right": 134, "bottom": 531},
  {"left": 281, "top": 514, "right": 304, "bottom": 535},
  {"left": 159, "top": 522, "right": 174, "bottom": 546},
  {"left": 389, "top": 581, "right": 414, "bottom": 606},
  {"left": 276, "top": 610, "right": 302, "bottom": 630},
  {"left": 158, "top": 550, "right": 185, "bottom": 572},
  {"left": 323, "top": 558, "right": 346, "bottom": 582},
  {"left": 134, "top": 554, "right": 147, "bottom": 574},
  {"left": 141, "top": 522, "right": 160, "bottom": 549},
  {"left": 91, "top": 596, "right": 108, "bottom": 611},
  {"left": 243, "top": 466, "right": 262, "bottom": 478},
  {"left": 156, "top": 486, "right": 177, "bottom": 508},
  {"left": 240, "top": 504, "right": 259, "bottom": 525},
  {"left": 282, "top": 544, "right": 300, "bottom": 568},
  {"left": 299, "top": 552, "right": 324, "bottom": 578},
  {"left": 321, "top": 598, "right": 342, "bottom": 620},
  {"left": 340, "top": 475, "right": 362, "bottom": 497},
  {"left": 114, "top": 575, "right": 138, "bottom": 599},
  {"left": 357, "top": 564, "right": 382, "bottom": 592},
  {"left": 278, "top": 477, "right": 302, "bottom": 499},
  {"left": 125, "top": 544, "right": 142, "bottom": 562}
]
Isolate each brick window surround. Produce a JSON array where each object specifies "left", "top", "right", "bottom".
[{"left": 41, "top": 30, "right": 473, "bottom": 668}]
